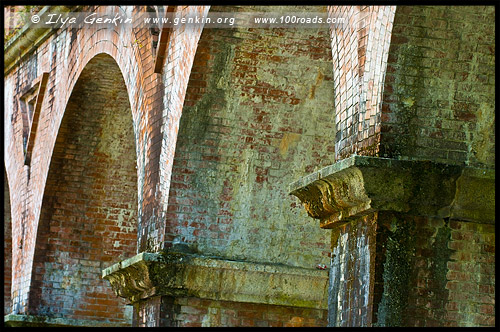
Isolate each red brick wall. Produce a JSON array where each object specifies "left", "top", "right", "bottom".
[
  {"left": 403, "top": 217, "right": 495, "bottom": 327},
  {"left": 325, "top": 5, "right": 495, "bottom": 327},
  {"left": 444, "top": 220, "right": 495, "bottom": 327},
  {"left": 373, "top": 213, "right": 495, "bottom": 327},
  {"left": 399, "top": 215, "right": 454, "bottom": 327},
  {"left": 27, "top": 54, "right": 137, "bottom": 324},
  {"left": 4, "top": 10, "right": 150, "bottom": 314},
  {"left": 328, "top": 211, "right": 494, "bottom": 327},
  {"left": 141, "top": 5, "right": 210, "bottom": 253},
  {"left": 166, "top": 5, "right": 335, "bottom": 268},
  {"left": 4, "top": 169, "right": 13, "bottom": 315},
  {"left": 380, "top": 6, "right": 495, "bottom": 167},
  {"left": 4, "top": 5, "right": 495, "bottom": 328},
  {"left": 134, "top": 296, "right": 327, "bottom": 327}
]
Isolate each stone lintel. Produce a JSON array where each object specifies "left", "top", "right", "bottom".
[
  {"left": 102, "top": 252, "right": 329, "bottom": 309},
  {"left": 289, "top": 156, "right": 495, "bottom": 229},
  {"left": 3, "top": 314, "right": 130, "bottom": 327}
]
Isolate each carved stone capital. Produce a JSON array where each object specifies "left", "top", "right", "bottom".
[
  {"left": 289, "top": 156, "right": 495, "bottom": 228},
  {"left": 102, "top": 252, "right": 329, "bottom": 309}
]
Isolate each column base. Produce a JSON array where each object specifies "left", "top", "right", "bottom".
[{"left": 289, "top": 155, "right": 495, "bottom": 327}]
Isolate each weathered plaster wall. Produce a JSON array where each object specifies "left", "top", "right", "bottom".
[{"left": 166, "top": 5, "right": 335, "bottom": 268}]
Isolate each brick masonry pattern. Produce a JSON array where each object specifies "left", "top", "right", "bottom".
[{"left": 4, "top": 5, "right": 495, "bottom": 327}]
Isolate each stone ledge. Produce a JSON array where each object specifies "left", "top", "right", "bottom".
[
  {"left": 102, "top": 252, "right": 329, "bottom": 309},
  {"left": 4, "top": 6, "right": 77, "bottom": 75},
  {"left": 3, "top": 314, "right": 130, "bottom": 327},
  {"left": 289, "top": 156, "right": 495, "bottom": 228}
]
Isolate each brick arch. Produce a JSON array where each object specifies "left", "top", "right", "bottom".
[
  {"left": 9, "top": 11, "right": 151, "bottom": 317},
  {"left": 166, "top": 5, "right": 336, "bottom": 268},
  {"left": 327, "top": 6, "right": 396, "bottom": 160},
  {"left": 143, "top": 5, "right": 209, "bottom": 252},
  {"left": 5, "top": 5, "right": 213, "bottom": 316},
  {"left": 377, "top": 6, "right": 495, "bottom": 325},
  {"left": 29, "top": 7, "right": 149, "bottom": 238},
  {"left": 59, "top": 12, "right": 147, "bottom": 154},
  {"left": 28, "top": 53, "right": 138, "bottom": 326}
]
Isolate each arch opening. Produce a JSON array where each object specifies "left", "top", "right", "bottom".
[{"left": 29, "top": 54, "right": 138, "bottom": 326}]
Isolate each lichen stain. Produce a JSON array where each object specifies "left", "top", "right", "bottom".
[
  {"left": 201, "top": 307, "right": 221, "bottom": 327},
  {"left": 61, "top": 270, "right": 83, "bottom": 290},
  {"left": 401, "top": 96, "right": 415, "bottom": 108},
  {"left": 279, "top": 133, "right": 301, "bottom": 158},
  {"left": 286, "top": 316, "right": 305, "bottom": 327},
  {"left": 470, "top": 103, "right": 495, "bottom": 165},
  {"left": 309, "top": 69, "right": 325, "bottom": 99},
  {"left": 375, "top": 214, "right": 415, "bottom": 327},
  {"left": 96, "top": 88, "right": 131, "bottom": 161}
]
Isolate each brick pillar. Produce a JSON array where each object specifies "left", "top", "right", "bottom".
[
  {"left": 289, "top": 5, "right": 495, "bottom": 327},
  {"left": 290, "top": 156, "right": 494, "bottom": 326}
]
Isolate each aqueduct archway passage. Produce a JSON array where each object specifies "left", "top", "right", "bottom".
[
  {"left": 4, "top": 5, "right": 495, "bottom": 328},
  {"left": 28, "top": 54, "right": 138, "bottom": 325}
]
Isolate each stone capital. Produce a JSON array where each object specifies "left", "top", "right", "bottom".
[
  {"left": 289, "top": 156, "right": 495, "bottom": 228},
  {"left": 102, "top": 252, "right": 329, "bottom": 309}
]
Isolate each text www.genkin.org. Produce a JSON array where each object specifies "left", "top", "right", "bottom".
[{"left": 144, "top": 12, "right": 347, "bottom": 28}]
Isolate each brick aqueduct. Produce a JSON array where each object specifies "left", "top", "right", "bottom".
[{"left": 3, "top": 5, "right": 495, "bottom": 327}]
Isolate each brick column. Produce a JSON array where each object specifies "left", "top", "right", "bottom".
[
  {"left": 291, "top": 5, "right": 495, "bottom": 327},
  {"left": 289, "top": 156, "right": 494, "bottom": 326}
]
